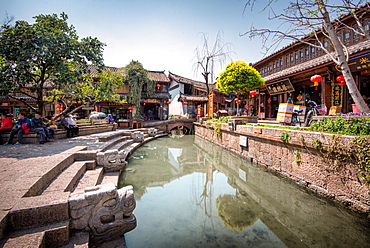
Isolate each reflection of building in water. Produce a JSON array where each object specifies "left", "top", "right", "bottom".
[{"left": 193, "top": 136, "right": 370, "bottom": 248}]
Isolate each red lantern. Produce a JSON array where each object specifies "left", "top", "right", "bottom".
[
  {"left": 250, "top": 91, "right": 257, "bottom": 97},
  {"left": 310, "top": 75, "right": 322, "bottom": 90},
  {"left": 166, "top": 101, "right": 171, "bottom": 104},
  {"left": 156, "top": 84, "right": 161, "bottom": 89},
  {"left": 55, "top": 104, "right": 63, "bottom": 110},
  {"left": 183, "top": 102, "right": 189, "bottom": 105},
  {"left": 128, "top": 106, "right": 133, "bottom": 112},
  {"left": 310, "top": 75, "right": 322, "bottom": 83},
  {"left": 336, "top": 75, "right": 346, "bottom": 86},
  {"left": 267, "top": 98, "right": 272, "bottom": 103},
  {"left": 142, "top": 100, "right": 147, "bottom": 105}
]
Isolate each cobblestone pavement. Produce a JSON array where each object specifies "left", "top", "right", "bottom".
[{"left": 0, "top": 132, "right": 111, "bottom": 163}]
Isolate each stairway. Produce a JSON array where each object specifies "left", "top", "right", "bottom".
[{"left": 0, "top": 128, "right": 166, "bottom": 247}]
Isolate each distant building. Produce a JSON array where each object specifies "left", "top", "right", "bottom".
[{"left": 168, "top": 72, "right": 227, "bottom": 118}]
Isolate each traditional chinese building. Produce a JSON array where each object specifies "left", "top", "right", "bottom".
[
  {"left": 253, "top": 9, "right": 370, "bottom": 118},
  {"left": 168, "top": 72, "right": 227, "bottom": 118}
]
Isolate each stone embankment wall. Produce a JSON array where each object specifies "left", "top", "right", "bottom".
[{"left": 194, "top": 122, "right": 370, "bottom": 216}]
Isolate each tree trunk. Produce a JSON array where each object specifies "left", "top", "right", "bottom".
[{"left": 318, "top": 0, "right": 370, "bottom": 113}]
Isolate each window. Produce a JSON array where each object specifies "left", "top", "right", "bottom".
[
  {"left": 311, "top": 45, "right": 316, "bottom": 58},
  {"left": 353, "top": 24, "right": 360, "bottom": 42},
  {"left": 343, "top": 29, "right": 351, "bottom": 45},
  {"left": 363, "top": 19, "right": 369, "bottom": 35}
]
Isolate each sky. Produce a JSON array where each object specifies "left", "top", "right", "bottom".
[{"left": 0, "top": 0, "right": 287, "bottom": 81}]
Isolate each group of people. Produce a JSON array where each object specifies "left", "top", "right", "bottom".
[
  {"left": 0, "top": 113, "right": 56, "bottom": 145},
  {"left": 0, "top": 112, "right": 81, "bottom": 145}
]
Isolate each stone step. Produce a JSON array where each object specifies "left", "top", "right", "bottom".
[
  {"left": 98, "top": 130, "right": 128, "bottom": 142},
  {"left": 2, "top": 220, "right": 70, "bottom": 248},
  {"left": 41, "top": 161, "right": 95, "bottom": 195},
  {"left": 72, "top": 167, "right": 104, "bottom": 193},
  {"left": 100, "top": 136, "right": 130, "bottom": 152},
  {"left": 100, "top": 172, "right": 120, "bottom": 187},
  {"left": 116, "top": 139, "right": 135, "bottom": 151},
  {"left": 59, "top": 231, "right": 89, "bottom": 248},
  {"left": 8, "top": 192, "right": 70, "bottom": 232}
]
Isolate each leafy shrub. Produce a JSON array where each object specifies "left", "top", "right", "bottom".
[
  {"left": 310, "top": 114, "right": 370, "bottom": 135},
  {"left": 206, "top": 116, "right": 231, "bottom": 123}
]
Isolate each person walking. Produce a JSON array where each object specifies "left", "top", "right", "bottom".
[
  {"left": 0, "top": 113, "right": 13, "bottom": 145},
  {"left": 4, "top": 113, "right": 31, "bottom": 145}
]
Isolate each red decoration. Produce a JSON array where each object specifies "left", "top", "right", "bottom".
[
  {"left": 128, "top": 106, "right": 133, "bottom": 112},
  {"left": 55, "top": 104, "right": 63, "bottom": 111},
  {"left": 267, "top": 98, "right": 272, "bottom": 103},
  {"left": 310, "top": 75, "right": 322, "bottom": 83},
  {"left": 250, "top": 91, "right": 257, "bottom": 97},
  {"left": 311, "top": 75, "right": 322, "bottom": 91},
  {"left": 156, "top": 84, "right": 161, "bottom": 89},
  {"left": 336, "top": 75, "right": 346, "bottom": 86},
  {"left": 142, "top": 100, "right": 147, "bottom": 105},
  {"left": 166, "top": 101, "right": 171, "bottom": 104},
  {"left": 183, "top": 102, "right": 189, "bottom": 105}
]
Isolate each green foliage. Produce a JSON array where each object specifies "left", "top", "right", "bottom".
[
  {"left": 121, "top": 60, "right": 155, "bottom": 116},
  {"left": 214, "top": 122, "right": 222, "bottom": 138},
  {"left": 294, "top": 150, "right": 301, "bottom": 164},
  {"left": 216, "top": 61, "right": 265, "bottom": 94},
  {"left": 310, "top": 116, "right": 370, "bottom": 135},
  {"left": 280, "top": 132, "right": 291, "bottom": 142},
  {"left": 206, "top": 116, "right": 230, "bottom": 123},
  {"left": 351, "top": 137, "right": 370, "bottom": 185},
  {"left": 0, "top": 12, "right": 105, "bottom": 113}
]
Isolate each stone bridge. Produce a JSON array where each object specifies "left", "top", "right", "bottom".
[{"left": 143, "top": 119, "right": 195, "bottom": 134}]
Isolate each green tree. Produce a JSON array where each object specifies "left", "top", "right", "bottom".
[
  {"left": 0, "top": 12, "right": 105, "bottom": 114},
  {"left": 120, "top": 60, "right": 154, "bottom": 118},
  {"left": 216, "top": 61, "right": 264, "bottom": 95},
  {"left": 47, "top": 70, "right": 124, "bottom": 116}
]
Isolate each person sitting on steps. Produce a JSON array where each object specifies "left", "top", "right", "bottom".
[
  {"left": 43, "top": 116, "right": 56, "bottom": 140},
  {"left": 0, "top": 113, "right": 13, "bottom": 145},
  {"left": 31, "top": 113, "right": 49, "bottom": 144},
  {"left": 4, "top": 113, "right": 31, "bottom": 145},
  {"left": 66, "top": 115, "right": 79, "bottom": 137}
]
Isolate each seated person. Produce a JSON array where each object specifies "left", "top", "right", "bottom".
[
  {"left": 0, "top": 113, "right": 13, "bottom": 145},
  {"left": 58, "top": 114, "right": 72, "bottom": 138},
  {"left": 43, "top": 116, "right": 56, "bottom": 140},
  {"left": 4, "top": 113, "right": 31, "bottom": 145},
  {"left": 31, "top": 113, "right": 49, "bottom": 144},
  {"left": 66, "top": 115, "right": 79, "bottom": 137}
]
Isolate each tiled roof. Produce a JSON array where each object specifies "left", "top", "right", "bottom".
[
  {"left": 168, "top": 72, "right": 217, "bottom": 91},
  {"left": 85, "top": 65, "right": 119, "bottom": 76},
  {"left": 148, "top": 71, "right": 170, "bottom": 83},
  {"left": 263, "top": 40, "right": 370, "bottom": 83}
]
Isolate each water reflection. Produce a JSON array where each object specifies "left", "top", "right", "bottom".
[{"left": 119, "top": 135, "right": 370, "bottom": 248}]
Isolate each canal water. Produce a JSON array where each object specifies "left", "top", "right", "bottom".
[{"left": 118, "top": 135, "right": 370, "bottom": 248}]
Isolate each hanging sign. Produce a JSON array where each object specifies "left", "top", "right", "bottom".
[
  {"left": 332, "top": 84, "right": 342, "bottom": 106},
  {"left": 266, "top": 79, "right": 295, "bottom": 95}
]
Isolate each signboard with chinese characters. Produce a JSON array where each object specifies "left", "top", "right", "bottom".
[
  {"left": 332, "top": 84, "right": 342, "bottom": 106},
  {"left": 348, "top": 53, "right": 370, "bottom": 72},
  {"left": 266, "top": 79, "right": 295, "bottom": 95}
]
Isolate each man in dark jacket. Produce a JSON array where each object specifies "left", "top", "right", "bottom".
[
  {"left": 31, "top": 113, "right": 48, "bottom": 144},
  {"left": 4, "top": 113, "right": 31, "bottom": 145}
]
